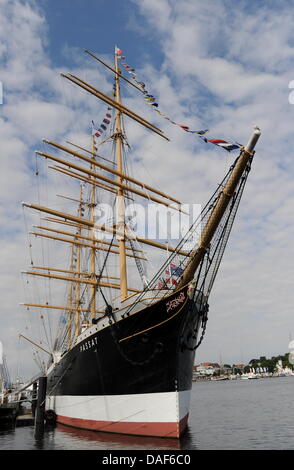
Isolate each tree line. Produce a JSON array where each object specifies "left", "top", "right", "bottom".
[{"left": 224, "top": 353, "right": 292, "bottom": 374}]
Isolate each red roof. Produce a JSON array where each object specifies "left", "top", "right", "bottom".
[{"left": 202, "top": 362, "right": 220, "bottom": 368}]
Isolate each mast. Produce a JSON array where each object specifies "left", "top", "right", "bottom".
[
  {"left": 66, "top": 186, "right": 84, "bottom": 347},
  {"left": 177, "top": 127, "right": 261, "bottom": 289},
  {"left": 21, "top": 46, "right": 178, "bottom": 346},
  {"left": 90, "top": 135, "right": 97, "bottom": 319},
  {"left": 75, "top": 184, "right": 83, "bottom": 337},
  {"left": 114, "top": 48, "right": 128, "bottom": 301},
  {"left": 67, "top": 244, "right": 75, "bottom": 348}
]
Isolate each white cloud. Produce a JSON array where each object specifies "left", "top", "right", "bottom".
[
  {"left": 129, "top": 0, "right": 294, "bottom": 365},
  {"left": 0, "top": 0, "right": 113, "bottom": 378},
  {"left": 1, "top": 0, "right": 294, "bottom": 380}
]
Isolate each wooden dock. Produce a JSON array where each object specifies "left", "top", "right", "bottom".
[{"left": 16, "top": 413, "right": 34, "bottom": 426}]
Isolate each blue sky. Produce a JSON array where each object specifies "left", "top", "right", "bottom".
[
  {"left": 1, "top": 0, "right": 294, "bottom": 379},
  {"left": 39, "top": 0, "right": 164, "bottom": 68}
]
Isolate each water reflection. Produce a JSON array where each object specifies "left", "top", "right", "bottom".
[
  {"left": 1, "top": 379, "right": 294, "bottom": 449},
  {"left": 0, "top": 420, "right": 197, "bottom": 450},
  {"left": 0, "top": 422, "right": 15, "bottom": 431},
  {"left": 179, "top": 428, "right": 198, "bottom": 450},
  {"left": 54, "top": 422, "right": 194, "bottom": 450}
]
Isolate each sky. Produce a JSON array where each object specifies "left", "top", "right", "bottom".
[{"left": 1, "top": 0, "right": 294, "bottom": 381}]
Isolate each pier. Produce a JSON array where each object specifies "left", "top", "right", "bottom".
[{"left": 16, "top": 412, "right": 34, "bottom": 427}]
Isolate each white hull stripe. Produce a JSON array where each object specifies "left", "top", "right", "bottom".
[{"left": 46, "top": 391, "right": 191, "bottom": 438}]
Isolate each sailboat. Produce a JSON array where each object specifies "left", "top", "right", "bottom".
[
  {"left": 0, "top": 343, "right": 19, "bottom": 425},
  {"left": 21, "top": 47, "right": 261, "bottom": 438}
]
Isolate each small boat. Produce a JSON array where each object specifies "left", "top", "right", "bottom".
[
  {"left": 211, "top": 376, "right": 229, "bottom": 381},
  {"left": 241, "top": 372, "right": 259, "bottom": 380}
]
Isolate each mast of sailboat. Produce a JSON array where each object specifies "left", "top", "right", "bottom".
[
  {"left": 75, "top": 184, "right": 83, "bottom": 336},
  {"left": 90, "top": 134, "right": 97, "bottom": 318},
  {"left": 67, "top": 244, "right": 75, "bottom": 348},
  {"left": 22, "top": 47, "right": 181, "bottom": 315},
  {"left": 65, "top": 184, "right": 84, "bottom": 345},
  {"left": 176, "top": 127, "right": 261, "bottom": 290},
  {"left": 114, "top": 47, "right": 128, "bottom": 301}
]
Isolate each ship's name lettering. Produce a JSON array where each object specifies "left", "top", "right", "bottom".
[
  {"left": 166, "top": 292, "right": 185, "bottom": 313},
  {"left": 80, "top": 337, "right": 98, "bottom": 352}
]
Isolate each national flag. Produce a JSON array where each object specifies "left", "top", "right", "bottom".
[
  {"left": 202, "top": 137, "right": 241, "bottom": 152},
  {"left": 170, "top": 263, "right": 184, "bottom": 276},
  {"left": 163, "top": 263, "right": 182, "bottom": 286},
  {"left": 165, "top": 277, "right": 178, "bottom": 286},
  {"left": 115, "top": 46, "right": 123, "bottom": 55},
  {"left": 165, "top": 263, "right": 183, "bottom": 277}
]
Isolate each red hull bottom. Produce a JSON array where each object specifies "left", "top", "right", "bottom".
[{"left": 57, "top": 413, "right": 189, "bottom": 439}]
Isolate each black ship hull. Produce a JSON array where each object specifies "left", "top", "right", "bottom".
[{"left": 46, "top": 286, "right": 205, "bottom": 438}]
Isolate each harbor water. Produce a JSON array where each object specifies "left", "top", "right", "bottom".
[{"left": 0, "top": 376, "right": 293, "bottom": 450}]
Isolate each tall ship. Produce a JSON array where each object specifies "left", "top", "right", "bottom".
[{"left": 21, "top": 46, "right": 261, "bottom": 438}]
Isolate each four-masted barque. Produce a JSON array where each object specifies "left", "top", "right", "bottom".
[{"left": 21, "top": 47, "right": 261, "bottom": 438}]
